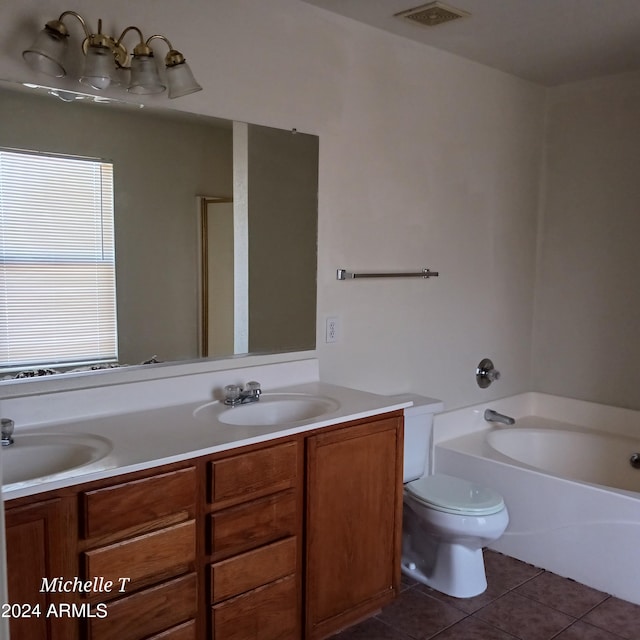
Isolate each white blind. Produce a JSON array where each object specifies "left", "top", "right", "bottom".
[{"left": 0, "top": 149, "right": 117, "bottom": 371}]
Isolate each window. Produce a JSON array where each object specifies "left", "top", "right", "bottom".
[{"left": 0, "top": 149, "right": 117, "bottom": 372}]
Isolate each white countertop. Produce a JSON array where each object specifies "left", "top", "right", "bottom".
[{"left": 1, "top": 381, "right": 411, "bottom": 501}]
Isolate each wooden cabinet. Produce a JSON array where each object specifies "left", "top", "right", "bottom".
[
  {"left": 4, "top": 410, "right": 403, "bottom": 640},
  {"left": 80, "top": 466, "right": 196, "bottom": 538},
  {"left": 4, "top": 497, "right": 74, "bottom": 640},
  {"left": 208, "top": 489, "right": 297, "bottom": 559},
  {"left": 78, "top": 466, "right": 198, "bottom": 640},
  {"left": 87, "top": 574, "right": 197, "bottom": 640},
  {"left": 305, "top": 416, "right": 404, "bottom": 639},
  {"left": 206, "top": 440, "right": 302, "bottom": 640},
  {"left": 211, "top": 574, "right": 298, "bottom": 640}
]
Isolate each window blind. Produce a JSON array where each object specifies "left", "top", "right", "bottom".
[{"left": 0, "top": 149, "right": 117, "bottom": 371}]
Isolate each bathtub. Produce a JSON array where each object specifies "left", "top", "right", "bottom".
[{"left": 432, "top": 393, "right": 640, "bottom": 604}]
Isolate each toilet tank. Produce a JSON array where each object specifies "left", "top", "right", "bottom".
[{"left": 393, "top": 394, "right": 444, "bottom": 483}]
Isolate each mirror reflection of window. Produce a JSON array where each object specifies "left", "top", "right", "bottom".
[
  {"left": 0, "top": 148, "right": 117, "bottom": 374},
  {"left": 0, "top": 81, "right": 318, "bottom": 381}
]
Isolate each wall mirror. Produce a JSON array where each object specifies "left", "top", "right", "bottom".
[{"left": 0, "top": 81, "right": 318, "bottom": 384}]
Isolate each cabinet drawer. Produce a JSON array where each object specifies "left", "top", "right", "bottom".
[
  {"left": 88, "top": 573, "right": 197, "bottom": 640},
  {"left": 209, "top": 441, "right": 298, "bottom": 506},
  {"left": 210, "top": 536, "right": 297, "bottom": 603},
  {"left": 209, "top": 489, "right": 297, "bottom": 558},
  {"left": 144, "top": 620, "right": 196, "bottom": 640},
  {"left": 81, "top": 467, "right": 196, "bottom": 538},
  {"left": 83, "top": 520, "right": 195, "bottom": 591},
  {"left": 211, "top": 574, "right": 298, "bottom": 640}
]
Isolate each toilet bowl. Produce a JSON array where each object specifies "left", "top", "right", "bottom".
[
  {"left": 402, "top": 473, "right": 509, "bottom": 598},
  {"left": 398, "top": 395, "right": 509, "bottom": 598}
]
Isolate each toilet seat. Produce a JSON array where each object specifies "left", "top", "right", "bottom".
[{"left": 405, "top": 473, "right": 505, "bottom": 516}]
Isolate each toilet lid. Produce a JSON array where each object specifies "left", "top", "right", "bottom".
[{"left": 405, "top": 473, "right": 505, "bottom": 516}]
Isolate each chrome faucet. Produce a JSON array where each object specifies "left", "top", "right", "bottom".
[
  {"left": 224, "top": 381, "right": 262, "bottom": 407},
  {"left": 1, "top": 418, "right": 15, "bottom": 446},
  {"left": 484, "top": 409, "right": 515, "bottom": 425}
]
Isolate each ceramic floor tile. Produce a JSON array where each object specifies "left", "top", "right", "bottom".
[
  {"left": 339, "top": 554, "right": 639, "bottom": 640},
  {"left": 401, "top": 572, "right": 419, "bottom": 590},
  {"left": 331, "top": 617, "right": 413, "bottom": 640},
  {"left": 429, "top": 616, "right": 520, "bottom": 640},
  {"left": 553, "top": 620, "right": 629, "bottom": 640},
  {"left": 376, "top": 588, "right": 466, "bottom": 639},
  {"left": 473, "top": 592, "right": 575, "bottom": 640},
  {"left": 414, "top": 578, "right": 510, "bottom": 615},
  {"left": 581, "top": 597, "right": 640, "bottom": 640},
  {"left": 483, "top": 550, "right": 543, "bottom": 590},
  {"left": 514, "top": 571, "right": 609, "bottom": 617}
]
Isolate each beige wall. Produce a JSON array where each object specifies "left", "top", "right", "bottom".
[
  {"left": 247, "top": 124, "right": 318, "bottom": 354},
  {"left": 0, "top": 0, "right": 547, "bottom": 409},
  {"left": 532, "top": 71, "right": 640, "bottom": 409},
  {"left": 205, "top": 200, "right": 235, "bottom": 357}
]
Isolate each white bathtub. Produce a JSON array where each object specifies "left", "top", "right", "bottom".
[
  {"left": 433, "top": 393, "right": 640, "bottom": 604},
  {"left": 487, "top": 425, "right": 640, "bottom": 494}
]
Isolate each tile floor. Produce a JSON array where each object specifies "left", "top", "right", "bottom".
[{"left": 331, "top": 550, "right": 640, "bottom": 640}]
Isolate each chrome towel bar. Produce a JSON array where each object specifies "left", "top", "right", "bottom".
[{"left": 336, "top": 268, "right": 439, "bottom": 280}]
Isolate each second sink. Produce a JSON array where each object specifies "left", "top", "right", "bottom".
[{"left": 194, "top": 393, "right": 340, "bottom": 427}]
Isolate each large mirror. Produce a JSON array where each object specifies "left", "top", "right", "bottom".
[{"left": 0, "top": 82, "right": 318, "bottom": 382}]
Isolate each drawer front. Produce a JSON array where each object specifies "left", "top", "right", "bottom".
[
  {"left": 211, "top": 574, "right": 298, "bottom": 640},
  {"left": 210, "top": 536, "right": 297, "bottom": 604},
  {"left": 145, "top": 620, "right": 196, "bottom": 640},
  {"left": 209, "top": 441, "right": 298, "bottom": 506},
  {"left": 83, "top": 520, "right": 195, "bottom": 591},
  {"left": 81, "top": 467, "right": 196, "bottom": 538},
  {"left": 209, "top": 489, "right": 297, "bottom": 558},
  {"left": 88, "top": 573, "right": 197, "bottom": 640}
]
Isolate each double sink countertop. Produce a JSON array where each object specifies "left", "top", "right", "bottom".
[{"left": 1, "top": 381, "right": 412, "bottom": 501}]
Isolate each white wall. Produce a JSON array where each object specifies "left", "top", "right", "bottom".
[
  {"left": 532, "top": 71, "right": 640, "bottom": 410},
  {"left": 0, "top": 0, "right": 546, "bottom": 409}
]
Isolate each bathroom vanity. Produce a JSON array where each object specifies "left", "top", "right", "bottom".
[{"left": 1, "top": 368, "right": 407, "bottom": 640}]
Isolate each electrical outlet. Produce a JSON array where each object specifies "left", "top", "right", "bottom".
[{"left": 325, "top": 316, "right": 339, "bottom": 343}]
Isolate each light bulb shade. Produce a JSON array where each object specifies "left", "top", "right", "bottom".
[
  {"left": 80, "top": 45, "right": 115, "bottom": 90},
  {"left": 166, "top": 61, "right": 202, "bottom": 99},
  {"left": 128, "top": 54, "right": 165, "bottom": 95},
  {"left": 22, "top": 27, "right": 68, "bottom": 78}
]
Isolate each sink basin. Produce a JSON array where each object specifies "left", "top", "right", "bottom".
[
  {"left": 194, "top": 393, "right": 340, "bottom": 427},
  {"left": 1, "top": 433, "right": 112, "bottom": 486}
]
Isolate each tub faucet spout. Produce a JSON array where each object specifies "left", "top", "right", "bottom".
[{"left": 484, "top": 409, "right": 515, "bottom": 425}]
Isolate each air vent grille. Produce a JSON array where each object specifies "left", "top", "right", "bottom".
[{"left": 395, "top": 2, "right": 470, "bottom": 27}]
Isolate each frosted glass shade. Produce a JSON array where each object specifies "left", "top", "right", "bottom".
[
  {"left": 166, "top": 62, "right": 202, "bottom": 99},
  {"left": 128, "top": 55, "right": 165, "bottom": 95},
  {"left": 80, "top": 46, "right": 115, "bottom": 90},
  {"left": 23, "top": 28, "right": 68, "bottom": 78}
]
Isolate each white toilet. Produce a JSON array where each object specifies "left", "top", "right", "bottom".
[{"left": 400, "top": 395, "right": 509, "bottom": 598}]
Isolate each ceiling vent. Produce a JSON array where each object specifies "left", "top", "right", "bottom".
[{"left": 395, "top": 2, "right": 470, "bottom": 27}]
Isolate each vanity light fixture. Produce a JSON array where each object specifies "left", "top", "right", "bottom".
[{"left": 22, "top": 11, "right": 202, "bottom": 99}]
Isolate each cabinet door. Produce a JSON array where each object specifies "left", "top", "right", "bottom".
[
  {"left": 305, "top": 416, "right": 403, "bottom": 640},
  {"left": 5, "top": 498, "right": 74, "bottom": 640}
]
